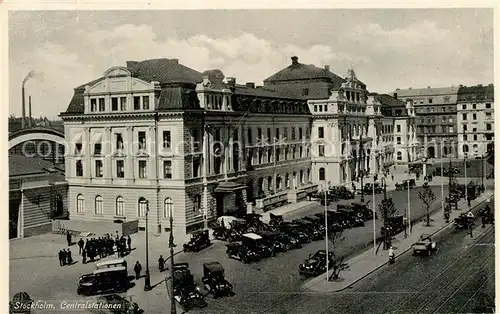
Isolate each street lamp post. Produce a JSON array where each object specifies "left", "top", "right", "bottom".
[
  {"left": 324, "top": 184, "right": 329, "bottom": 282},
  {"left": 169, "top": 204, "right": 176, "bottom": 314},
  {"left": 144, "top": 201, "right": 152, "bottom": 291}
]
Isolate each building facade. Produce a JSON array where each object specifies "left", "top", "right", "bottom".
[
  {"left": 61, "top": 57, "right": 418, "bottom": 234},
  {"left": 456, "top": 84, "right": 494, "bottom": 159},
  {"left": 392, "top": 86, "right": 459, "bottom": 158}
]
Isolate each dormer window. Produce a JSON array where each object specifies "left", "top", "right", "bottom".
[
  {"left": 143, "top": 96, "right": 150, "bottom": 110},
  {"left": 134, "top": 96, "right": 141, "bottom": 110},
  {"left": 112, "top": 98, "right": 119, "bottom": 111},
  {"left": 120, "top": 97, "right": 127, "bottom": 111},
  {"left": 90, "top": 99, "right": 97, "bottom": 112}
]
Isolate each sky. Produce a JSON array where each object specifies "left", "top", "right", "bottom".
[{"left": 8, "top": 9, "right": 494, "bottom": 119}]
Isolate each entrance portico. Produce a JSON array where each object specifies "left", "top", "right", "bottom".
[{"left": 214, "top": 181, "right": 247, "bottom": 217}]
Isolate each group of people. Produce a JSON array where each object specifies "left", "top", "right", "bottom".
[{"left": 58, "top": 248, "right": 74, "bottom": 266}]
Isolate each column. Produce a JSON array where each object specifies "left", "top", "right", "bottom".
[
  {"left": 209, "top": 129, "right": 214, "bottom": 175},
  {"left": 84, "top": 128, "right": 91, "bottom": 179},
  {"left": 202, "top": 126, "right": 209, "bottom": 178},
  {"left": 104, "top": 127, "right": 112, "bottom": 179},
  {"left": 148, "top": 126, "right": 157, "bottom": 179},
  {"left": 126, "top": 127, "right": 134, "bottom": 179},
  {"left": 223, "top": 127, "right": 229, "bottom": 180},
  {"left": 238, "top": 125, "right": 244, "bottom": 171},
  {"left": 228, "top": 127, "right": 234, "bottom": 172}
]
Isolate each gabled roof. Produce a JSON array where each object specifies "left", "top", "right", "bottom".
[
  {"left": 264, "top": 56, "right": 345, "bottom": 88},
  {"left": 393, "top": 86, "right": 459, "bottom": 97},
  {"left": 9, "top": 155, "right": 66, "bottom": 178}
]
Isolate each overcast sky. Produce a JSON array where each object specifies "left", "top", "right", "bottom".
[{"left": 8, "top": 9, "right": 493, "bottom": 119}]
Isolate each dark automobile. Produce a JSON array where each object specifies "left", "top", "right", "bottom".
[
  {"left": 317, "top": 212, "right": 346, "bottom": 231},
  {"left": 172, "top": 263, "right": 207, "bottom": 311},
  {"left": 201, "top": 261, "right": 235, "bottom": 298},
  {"left": 363, "top": 183, "right": 383, "bottom": 194},
  {"left": 275, "top": 233, "right": 302, "bottom": 250},
  {"left": 241, "top": 232, "right": 276, "bottom": 258},
  {"left": 292, "top": 219, "right": 324, "bottom": 241},
  {"left": 212, "top": 226, "right": 230, "bottom": 241},
  {"left": 77, "top": 267, "right": 129, "bottom": 296},
  {"left": 337, "top": 209, "right": 364, "bottom": 227},
  {"left": 183, "top": 229, "right": 211, "bottom": 252},
  {"left": 90, "top": 294, "right": 144, "bottom": 314},
  {"left": 351, "top": 202, "right": 376, "bottom": 220},
  {"left": 280, "top": 222, "right": 311, "bottom": 244},
  {"left": 258, "top": 230, "right": 286, "bottom": 252},
  {"left": 395, "top": 179, "right": 416, "bottom": 190},
  {"left": 226, "top": 243, "right": 260, "bottom": 263},
  {"left": 298, "top": 250, "right": 334, "bottom": 277},
  {"left": 269, "top": 213, "right": 284, "bottom": 229},
  {"left": 454, "top": 213, "right": 473, "bottom": 230},
  {"left": 381, "top": 215, "right": 405, "bottom": 236}
]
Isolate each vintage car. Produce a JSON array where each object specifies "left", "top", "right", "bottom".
[
  {"left": 298, "top": 250, "right": 334, "bottom": 277},
  {"left": 363, "top": 183, "right": 383, "bottom": 194},
  {"left": 454, "top": 213, "right": 474, "bottom": 229},
  {"left": 258, "top": 230, "right": 287, "bottom": 252},
  {"left": 183, "top": 229, "right": 211, "bottom": 252},
  {"left": 242, "top": 232, "right": 276, "bottom": 258},
  {"left": 351, "top": 202, "right": 376, "bottom": 220},
  {"left": 381, "top": 215, "right": 405, "bottom": 236},
  {"left": 275, "top": 233, "right": 302, "bottom": 250},
  {"left": 201, "top": 261, "right": 235, "bottom": 298},
  {"left": 337, "top": 209, "right": 364, "bottom": 228},
  {"left": 77, "top": 267, "right": 129, "bottom": 296},
  {"left": 225, "top": 243, "right": 260, "bottom": 263},
  {"left": 412, "top": 234, "right": 437, "bottom": 256},
  {"left": 280, "top": 222, "right": 311, "bottom": 244},
  {"left": 172, "top": 263, "right": 207, "bottom": 311},
  {"left": 395, "top": 179, "right": 416, "bottom": 191},
  {"left": 292, "top": 219, "right": 324, "bottom": 241}
]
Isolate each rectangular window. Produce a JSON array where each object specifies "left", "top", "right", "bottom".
[
  {"left": 449, "top": 126, "right": 453, "bottom": 133},
  {"left": 302, "top": 88, "right": 309, "bottom": 96},
  {"left": 134, "top": 96, "right": 141, "bottom": 110},
  {"left": 276, "top": 148, "right": 281, "bottom": 161},
  {"left": 142, "top": 96, "right": 150, "bottom": 110},
  {"left": 95, "top": 160, "right": 103, "bottom": 177},
  {"left": 473, "top": 135, "right": 478, "bottom": 141},
  {"left": 267, "top": 128, "right": 271, "bottom": 142},
  {"left": 120, "top": 97, "right": 127, "bottom": 111},
  {"left": 116, "top": 160, "right": 124, "bottom": 178},
  {"left": 319, "top": 105, "right": 323, "bottom": 112},
  {"left": 397, "top": 137, "right": 401, "bottom": 144},
  {"left": 318, "top": 127, "right": 324, "bottom": 139},
  {"left": 486, "top": 112, "right": 492, "bottom": 119},
  {"left": 463, "top": 135, "right": 467, "bottom": 141},
  {"left": 192, "top": 129, "right": 201, "bottom": 152},
  {"left": 163, "top": 160, "right": 172, "bottom": 179},
  {"left": 472, "top": 104, "right": 477, "bottom": 109},
  {"left": 486, "top": 124, "right": 492, "bottom": 130},
  {"left": 99, "top": 98, "right": 105, "bottom": 111},
  {"left": 486, "top": 103, "right": 491, "bottom": 109},
  {"left": 247, "top": 128, "right": 253, "bottom": 145},
  {"left": 462, "top": 104, "right": 466, "bottom": 110},
  {"left": 396, "top": 125, "right": 401, "bottom": 132},
  {"left": 94, "top": 143, "right": 102, "bottom": 155},
  {"left": 463, "top": 124, "right": 467, "bottom": 131},
  {"left": 138, "top": 160, "right": 147, "bottom": 179},
  {"left": 486, "top": 134, "right": 493, "bottom": 141},
  {"left": 193, "top": 156, "right": 201, "bottom": 178},
  {"left": 163, "top": 131, "right": 171, "bottom": 148},
  {"left": 314, "top": 105, "right": 318, "bottom": 112},
  {"left": 111, "top": 98, "right": 119, "bottom": 111},
  {"left": 257, "top": 128, "right": 262, "bottom": 141},
  {"left": 472, "top": 113, "right": 477, "bottom": 120},
  {"left": 275, "top": 128, "right": 280, "bottom": 141},
  {"left": 291, "top": 127, "right": 296, "bottom": 140},
  {"left": 76, "top": 160, "right": 83, "bottom": 177},
  {"left": 258, "top": 149, "right": 263, "bottom": 164},
  {"left": 90, "top": 99, "right": 97, "bottom": 112},
  {"left": 193, "top": 195, "right": 201, "bottom": 213},
  {"left": 138, "top": 131, "right": 146, "bottom": 150},
  {"left": 462, "top": 113, "right": 467, "bottom": 120},
  {"left": 318, "top": 145, "right": 325, "bottom": 157},
  {"left": 284, "top": 127, "right": 288, "bottom": 140},
  {"left": 116, "top": 133, "right": 124, "bottom": 150},
  {"left": 324, "top": 105, "right": 328, "bottom": 112},
  {"left": 428, "top": 98, "right": 433, "bottom": 104}
]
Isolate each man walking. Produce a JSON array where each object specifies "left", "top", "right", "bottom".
[
  {"left": 82, "top": 249, "right": 87, "bottom": 264},
  {"left": 134, "top": 261, "right": 142, "bottom": 280},
  {"left": 66, "top": 231, "right": 72, "bottom": 247},
  {"left": 66, "top": 249, "right": 73, "bottom": 265},
  {"left": 78, "top": 238, "right": 85, "bottom": 255},
  {"left": 127, "top": 235, "right": 132, "bottom": 252},
  {"left": 58, "top": 250, "right": 64, "bottom": 266}
]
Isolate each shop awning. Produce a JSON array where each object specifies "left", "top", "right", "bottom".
[{"left": 215, "top": 181, "right": 247, "bottom": 193}]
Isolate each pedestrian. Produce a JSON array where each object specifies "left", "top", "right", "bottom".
[
  {"left": 134, "top": 261, "right": 142, "bottom": 280},
  {"left": 158, "top": 255, "right": 165, "bottom": 272},
  {"left": 82, "top": 249, "right": 87, "bottom": 264},
  {"left": 61, "top": 249, "right": 67, "bottom": 266},
  {"left": 391, "top": 174, "right": 394, "bottom": 181},
  {"left": 66, "top": 249, "right": 73, "bottom": 265},
  {"left": 467, "top": 197, "right": 471, "bottom": 207},
  {"left": 58, "top": 250, "right": 64, "bottom": 266},
  {"left": 127, "top": 235, "right": 132, "bottom": 251},
  {"left": 66, "top": 231, "right": 72, "bottom": 247},
  {"left": 78, "top": 238, "right": 84, "bottom": 255}
]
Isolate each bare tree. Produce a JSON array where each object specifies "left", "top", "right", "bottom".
[
  {"left": 418, "top": 182, "right": 436, "bottom": 227},
  {"left": 327, "top": 229, "right": 348, "bottom": 281}
]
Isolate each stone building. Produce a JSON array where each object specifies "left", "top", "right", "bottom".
[{"left": 456, "top": 84, "right": 494, "bottom": 159}]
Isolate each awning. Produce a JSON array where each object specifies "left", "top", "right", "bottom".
[
  {"left": 215, "top": 181, "right": 247, "bottom": 193},
  {"left": 91, "top": 133, "right": 102, "bottom": 144},
  {"left": 72, "top": 133, "right": 82, "bottom": 144}
]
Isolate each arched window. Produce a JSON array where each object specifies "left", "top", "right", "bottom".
[
  {"left": 300, "top": 170, "right": 304, "bottom": 184},
  {"left": 258, "top": 177, "right": 264, "bottom": 193},
  {"left": 267, "top": 176, "right": 273, "bottom": 191},
  {"left": 164, "top": 198, "right": 173, "bottom": 218},
  {"left": 397, "top": 151, "right": 402, "bottom": 160},
  {"left": 94, "top": 195, "right": 103, "bottom": 215},
  {"left": 463, "top": 144, "right": 469, "bottom": 153},
  {"left": 473, "top": 144, "right": 478, "bottom": 151},
  {"left": 138, "top": 197, "right": 148, "bottom": 217},
  {"left": 319, "top": 168, "right": 325, "bottom": 181},
  {"left": 285, "top": 173, "right": 290, "bottom": 188},
  {"left": 115, "top": 196, "right": 124, "bottom": 216},
  {"left": 76, "top": 194, "right": 84, "bottom": 213},
  {"left": 276, "top": 175, "right": 282, "bottom": 190}
]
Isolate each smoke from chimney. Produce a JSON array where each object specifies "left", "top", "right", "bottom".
[
  {"left": 21, "top": 70, "right": 40, "bottom": 129},
  {"left": 28, "top": 96, "right": 32, "bottom": 127}
]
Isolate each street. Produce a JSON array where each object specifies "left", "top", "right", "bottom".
[{"left": 8, "top": 185, "right": 486, "bottom": 314}]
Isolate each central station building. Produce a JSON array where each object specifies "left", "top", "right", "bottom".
[{"left": 60, "top": 57, "right": 417, "bottom": 234}]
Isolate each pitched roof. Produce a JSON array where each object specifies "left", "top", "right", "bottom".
[
  {"left": 264, "top": 56, "right": 345, "bottom": 87},
  {"left": 234, "top": 85, "right": 295, "bottom": 99},
  {"left": 457, "top": 84, "right": 494, "bottom": 102},
  {"left": 9, "top": 155, "right": 65, "bottom": 178},
  {"left": 371, "top": 93, "right": 405, "bottom": 107},
  {"left": 393, "top": 86, "right": 459, "bottom": 97}
]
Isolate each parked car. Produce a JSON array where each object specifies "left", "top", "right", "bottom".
[
  {"left": 172, "top": 263, "right": 207, "bottom": 311},
  {"left": 292, "top": 219, "right": 324, "bottom": 241},
  {"left": 298, "top": 250, "right": 334, "bottom": 277},
  {"left": 183, "top": 229, "right": 211, "bottom": 252},
  {"left": 225, "top": 243, "right": 260, "bottom": 263},
  {"left": 454, "top": 213, "right": 473, "bottom": 230},
  {"left": 275, "top": 233, "right": 302, "bottom": 251},
  {"left": 77, "top": 267, "right": 129, "bottom": 296},
  {"left": 412, "top": 234, "right": 437, "bottom": 256},
  {"left": 280, "top": 223, "right": 311, "bottom": 244},
  {"left": 395, "top": 179, "right": 416, "bottom": 190},
  {"left": 201, "top": 261, "right": 235, "bottom": 298},
  {"left": 258, "top": 230, "right": 286, "bottom": 253},
  {"left": 241, "top": 232, "right": 276, "bottom": 258}
]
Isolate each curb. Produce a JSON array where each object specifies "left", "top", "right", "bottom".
[{"left": 307, "top": 193, "right": 493, "bottom": 293}]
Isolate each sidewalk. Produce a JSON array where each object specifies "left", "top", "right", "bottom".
[{"left": 303, "top": 189, "right": 494, "bottom": 293}]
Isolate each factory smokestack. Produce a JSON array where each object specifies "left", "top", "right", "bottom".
[
  {"left": 28, "top": 96, "right": 32, "bottom": 127},
  {"left": 22, "top": 70, "right": 37, "bottom": 129}
]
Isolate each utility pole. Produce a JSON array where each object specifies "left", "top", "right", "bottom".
[
  {"left": 144, "top": 202, "right": 152, "bottom": 291},
  {"left": 324, "top": 185, "right": 329, "bottom": 282},
  {"left": 169, "top": 205, "right": 176, "bottom": 314}
]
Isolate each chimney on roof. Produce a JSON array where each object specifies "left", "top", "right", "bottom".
[
  {"left": 126, "top": 61, "right": 139, "bottom": 68},
  {"left": 171, "top": 59, "right": 179, "bottom": 63},
  {"left": 226, "top": 77, "right": 236, "bottom": 91},
  {"left": 459, "top": 84, "right": 463, "bottom": 87},
  {"left": 291, "top": 56, "right": 299, "bottom": 65},
  {"left": 396, "top": 88, "right": 400, "bottom": 91},
  {"left": 28, "top": 95, "right": 32, "bottom": 127},
  {"left": 409, "top": 87, "right": 412, "bottom": 90},
  {"left": 324, "top": 65, "right": 330, "bottom": 71},
  {"left": 246, "top": 82, "right": 255, "bottom": 89},
  {"left": 393, "top": 93, "right": 398, "bottom": 99},
  {"left": 427, "top": 86, "right": 431, "bottom": 89}
]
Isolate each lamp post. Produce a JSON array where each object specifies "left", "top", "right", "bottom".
[
  {"left": 144, "top": 201, "right": 152, "bottom": 291},
  {"left": 324, "top": 184, "right": 329, "bottom": 282},
  {"left": 168, "top": 203, "right": 176, "bottom": 314}
]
